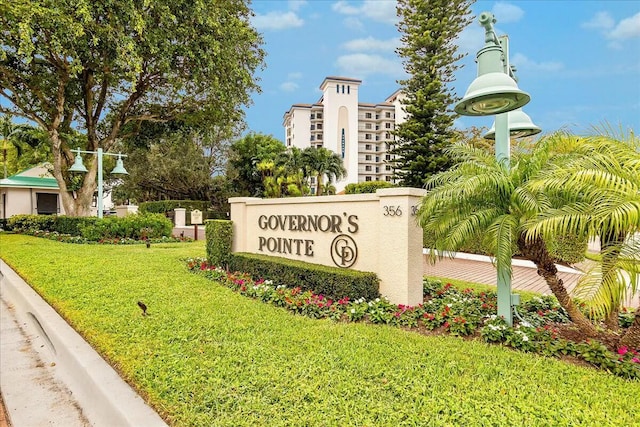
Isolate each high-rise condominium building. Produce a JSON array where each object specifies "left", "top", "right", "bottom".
[{"left": 283, "top": 76, "right": 407, "bottom": 193}]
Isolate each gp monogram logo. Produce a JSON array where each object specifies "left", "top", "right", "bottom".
[{"left": 330, "top": 234, "right": 358, "bottom": 268}]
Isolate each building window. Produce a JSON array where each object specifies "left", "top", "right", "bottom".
[
  {"left": 365, "top": 134, "right": 372, "bottom": 140},
  {"left": 385, "top": 133, "right": 391, "bottom": 139},
  {"left": 348, "top": 85, "right": 350, "bottom": 94},
  {"left": 375, "top": 156, "right": 380, "bottom": 162},
  {"left": 375, "top": 136, "right": 379, "bottom": 141},
  {"left": 310, "top": 124, "right": 315, "bottom": 130},
  {"left": 36, "top": 193, "right": 58, "bottom": 215},
  {"left": 365, "top": 154, "right": 371, "bottom": 161},
  {"left": 336, "top": 85, "right": 339, "bottom": 93},
  {"left": 317, "top": 123, "right": 323, "bottom": 130},
  {"left": 375, "top": 166, "right": 379, "bottom": 173},
  {"left": 385, "top": 176, "right": 391, "bottom": 182},
  {"left": 375, "top": 146, "right": 380, "bottom": 152},
  {"left": 385, "top": 154, "right": 391, "bottom": 160},
  {"left": 365, "top": 165, "right": 372, "bottom": 171},
  {"left": 311, "top": 114, "right": 315, "bottom": 119},
  {"left": 342, "top": 85, "right": 345, "bottom": 93},
  {"left": 365, "top": 123, "right": 372, "bottom": 129},
  {"left": 365, "top": 176, "right": 372, "bottom": 182},
  {"left": 365, "top": 144, "right": 371, "bottom": 150},
  {"left": 385, "top": 123, "right": 391, "bottom": 129},
  {"left": 385, "top": 112, "right": 391, "bottom": 118},
  {"left": 365, "top": 112, "right": 372, "bottom": 119},
  {"left": 310, "top": 135, "right": 315, "bottom": 141},
  {"left": 317, "top": 113, "right": 323, "bottom": 119},
  {"left": 385, "top": 165, "right": 391, "bottom": 171},
  {"left": 318, "top": 133, "right": 323, "bottom": 140}
]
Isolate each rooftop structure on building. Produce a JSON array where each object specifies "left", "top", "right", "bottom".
[{"left": 283, "top": 76, "right": 407, "bottom": 193}]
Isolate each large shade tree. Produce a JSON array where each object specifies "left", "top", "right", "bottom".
[
  {"left": 390, "top": 0, "right": 473, "bottom": 187},
  {"left": 0, "top": 0, "right": 264, "bottom": 216}
]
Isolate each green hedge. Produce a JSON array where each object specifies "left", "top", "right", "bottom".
[
  {"left": 139, "top": 200, "right": 228, "bottom": 223},
  {"left": 80, "top": 213, "right": 173, "bottom": 240},
  {"left": 8, "top": 213, "right": 172, "bottom": 240},
  {"left": 344, "top": 181, "right": 396, "bottom": 194},
  {"left": 229, "top": 252, "right": 380, "bottom": 301},
  {"left": 8, "top": 214, "right": 98, "bottom": 235},
  {"left": 205, "top": 220, "right": 233, "bottom": 268}
]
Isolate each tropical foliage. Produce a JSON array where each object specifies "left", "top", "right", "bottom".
[
  {"left": 524, "top": 127, "right": 640, "bottom": 347},
  {"left": 418, "top": 129, "right": 640, "bottom": 348},
  {"left": 0, "top": 115, "right": 52, "bottom": 177}
]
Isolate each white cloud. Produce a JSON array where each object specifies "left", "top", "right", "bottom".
[
  {"left": 335, "top": 53, "right": 404, "bottom": 78},
  {"left": 491, "top": 2, "right": 524, "bottom": 24},
  {"left": 344, "top": 17, "right": 365, "bottom": 32},
  {"left": 252, "top": 11, "right": 303, "bottom": 31},
  {"left": 455, "top": 24, "right": 485, "bottom": 55},
  {"left": 332, "top": 0, "right": 398, "bottom": 25},
  {"left": 332, "top": 1, "right": 360, "bottom": 15},
  {"left": 609, "top": 12, "right": 640, "bottom": 40},
  {"left": 288, "top": 0, "right": 307, "bottom": 12},
  {"left": 510, "top": 53, "right": 564, "bottom": 73},
  {"left": 581, "top": 11, "right": 615, "bottom": 31},
  {"left": 342, "top": 36, "right": 400, "bottom": 52},
  {"left": 582, "top": 11, "right": 640, "bottom": 49},
  {"left": 280, "top": 82, "right": 299, "bottom": 92}
]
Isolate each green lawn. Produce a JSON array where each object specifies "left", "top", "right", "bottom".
[{"left": 1, "top": 234, "right": 638, "bottom": 426}]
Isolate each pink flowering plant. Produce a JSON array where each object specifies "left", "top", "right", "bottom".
[{"left": 186, "top": 258, "right": 639, "bottom": 379}]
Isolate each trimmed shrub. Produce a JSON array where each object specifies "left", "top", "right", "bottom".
[
  {"left": 228, "top": 252, "right": 380, "bottom": 301},
  {"left": 8, "top": 214, "right": 56, "bottom": 233},
  {"left": 205, "top": 220, "right": 233, "bottom": 268},
  {"left": 80, "top": 213, "right": 172, "bottom": 240},
  {"left": 53, "top": 216, "right": 99, "bottom": 235},
  {"left": 344, "top": 181, "right": 396, "bottom": 194},
  {"left": 139, "top": 200, "right": 228, "bottom": 224}
]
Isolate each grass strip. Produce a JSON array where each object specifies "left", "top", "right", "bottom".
[{"left": 1, "top": 234, "right": 638, "bottom": 426}]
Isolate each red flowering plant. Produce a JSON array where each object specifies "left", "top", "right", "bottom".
[{"left": 185, "top": 261, "right": 639, "bottom": 379}]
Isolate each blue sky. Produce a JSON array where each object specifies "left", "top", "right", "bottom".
[{"left": 245, "top": 0, "right": 640, "bottom": 141}]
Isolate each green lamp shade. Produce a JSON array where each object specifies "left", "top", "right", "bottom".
[
  {"left": 110, "top": 155, "right": 129, "bottom": 175},
  {"left": 483, "top": 108, "right": 542, "bottom": 140},
  {"left": 455, "top": 72, "right": 530, "bottom": 116},
  {"left": 69, "top": 152, "right": 88, "bottom": 173}
]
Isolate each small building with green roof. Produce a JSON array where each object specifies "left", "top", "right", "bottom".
[{"left": 0, "top": 163, "right": 64, "bottom": 219}]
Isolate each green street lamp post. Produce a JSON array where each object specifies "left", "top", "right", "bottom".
[
  {"left": 455, "top": 12, "right": 541, "bottom": 326},
  {"left": 69, "top": 147, "right": 128, "bottom": 218}
]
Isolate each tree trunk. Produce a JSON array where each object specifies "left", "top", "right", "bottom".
[
  {"left": 619, "top": 307, "right": 640, "bottom": 350},
  {"left": 518, "top": 234, "right": 600, "bottom": 337}
]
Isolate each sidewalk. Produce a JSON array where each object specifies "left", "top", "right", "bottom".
[{"left": 423, "top": 252, "right": 639, "bottom": 308}]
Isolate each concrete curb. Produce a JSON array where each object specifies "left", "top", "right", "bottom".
[
  {"left": 422, "top": 248, "right": 582, "bottom": 274},
  {"left": 0, "top": 260, "right": 167, "bottom": 427}
]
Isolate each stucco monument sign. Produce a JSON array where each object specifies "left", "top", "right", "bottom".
[{"left": 230, "top": 188, "right": 426, "bottom": 306}]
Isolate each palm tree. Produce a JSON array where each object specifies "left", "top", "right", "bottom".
[
  {"left": 302, "top": 147, "right": 347, "bottom": 196},
  {"left": 525, "top": 126, "right": 640, "bottom": 347},
  {"left": 276, "top": 147, "right": 309, "bottom": 195},
  {"left": 419, "top": 138, "right": 600, "bottom": 337},
  {"left": 0, "top": 115, "right": 48, "bottom": 178}
]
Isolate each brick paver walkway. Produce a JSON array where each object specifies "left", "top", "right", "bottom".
[{"left": 423, "top": 255, "right": 639, "bottom": 308}]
